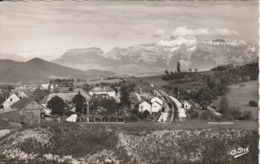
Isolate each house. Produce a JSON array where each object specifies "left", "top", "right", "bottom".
[
  {"left": 10, "top": 97, "right": 43, "bottom": 124},
  {"left": 183, "top": 101, "right": 192, "bottom": 110},
  {"left": 41, "top": 83, "right": 50, "bottom": 90},
  {"left": 89, "top": 86, "right": 116, "bottom": 98},
  {"left": 2, "top": 92, "right": 21, "bottom": 110},
  {"left": 2, "top": 89, "right": 34, "bottom": 111},
  {"left": 151, "top": 97, "right": 163, "bottom": 105},
  {"left": 151, "top": 101, "right": 163, "bottom": 113},
  {"left": 138, "top": 101, "right": 152, "bottom": 114},
  {"left": 178, "top": 108, "right": 187, "bottom": 121}
]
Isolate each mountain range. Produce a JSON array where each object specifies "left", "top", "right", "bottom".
[
  {"left": 53, "top": 36, "right": 258, "bottom": 76},
  {"left": 0, "top": 58, "right": 117, "bottom": 84},
  {"left": 0, "top": 36, "right": 258, "bottom": 83}
]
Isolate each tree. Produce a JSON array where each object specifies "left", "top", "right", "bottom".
[
  {"left": 143, "top": 110, "right": 150, "bottom": 119},
  {"left": 165, "top": 69, "right": 169, "bottom": 75},
  {"left": 47, "top": 96, "right": 65, "bottom": 115},
  {"left": 174, "top": 86, "right": 179, "bottom": 97},
  {"left": 189, "top": 68, "right": 192, "bottom": 72},
  {"left": 98, "top": 97, "right": 118, "bottom": 112},
  {"left": 89, "top": 98, "right": 98, "bottom": 113},
  {"left": 195, "top": 68, "right": 198, "bottom": 72},
  {"left": 82, "top": 83, "right": 94, "bottom": 92},
  {"left": 248, "top": 100, "right": 258, "bottom": 107},
  {"left": 177, "top": 61, "right": 181, "bottom": 72},
  {"left": 68, "top": 86, "right": 73, "bottom": 92},
  {"left": 72, "top": 92, "right": 86, "bottom": 114},
  {"left": 218, "top": 96, "right": 230, "bottom": 117},
  {"left": 120, "top": 85, "right": 131, "bottom": 107}
]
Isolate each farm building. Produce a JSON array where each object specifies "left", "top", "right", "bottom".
[
  {"left": 89, "top": 86, "right": 116, "bottom": 98},
  {"left": 138, "top": 101, "right": 152, "bottom": 114},
  {"left": 11, "top": 97, "right": 44, "bottom": 124}
]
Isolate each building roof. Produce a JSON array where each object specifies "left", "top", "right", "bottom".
[
  {"left": 152, "top": 101, "right": 163, "bottom": 106},
  {"left": 40, "top": 91, "right": 91, "bottom": 104},
  {"left": 140, "top": 101, "right": 151, "bottom": 106},
  {"left": 11, "top": 89, "right": 33, "bottom": 98},
  {"left": 10, "top": 97, "right": 32, "bottom": 110},
  {"left": 90, "top": 86, "right": 115, "bottom": 93},
  {"left": 151, "top": 97, "right": 163, "bottom": 105},
  {"left": 13, "top": 92, "right": 20, "bottom": 98},
  {"left": 22, "top": 90, "right": 33, "bottom": 98}
]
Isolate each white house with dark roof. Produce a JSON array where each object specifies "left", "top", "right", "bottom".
[
  {"left": 151, "top": 97, "right": 164, "bottom": 113},
  {"left": 2, "top": 92, "right": 21, "bottom": 110},
  {"left": 151, "top": 101, "right": 163, "bottom": 113},
  {"left": 89, "top": 86, "right": 116, "bottom": 98},
  {"left": 138, "top": 101, "right": 152, "bottom": 114},
  {"left": 151, "top": 97, "right": 163, "bottom": 105}
]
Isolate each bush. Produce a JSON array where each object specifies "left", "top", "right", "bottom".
[
  {"left": 248, "top": 100, "right": 258, "bottom": 107},
  {"left": 230, "top": 107, "right": 253, "bottom": 120},
  {"left": 242, "top": 110, "right": 252, "bottom": 120},
  {"left": 230, "top": 107, "right": 243, "bottom": 120},
  {"left": 125, "top": 113, "right": 139, "bottom": 122}
]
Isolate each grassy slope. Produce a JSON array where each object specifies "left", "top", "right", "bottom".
[{"left": 227, "top": 80, "right": 258, "bottom": 119}]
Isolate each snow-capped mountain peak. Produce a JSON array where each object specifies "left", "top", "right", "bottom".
[
  {"left": 157, "top": 36, "right": 198, "bottom": 48},
  {"left": 228, "top": 40, "right": 247, "bottom": 46}
]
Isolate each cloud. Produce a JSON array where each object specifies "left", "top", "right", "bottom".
[
  {"left": 154, "top": 29, "right": 165, "bottom": 37},
  {"left": 171, "top": 26, "right": 238, "bottom": 37}
]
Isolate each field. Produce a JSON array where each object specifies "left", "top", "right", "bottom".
[
  {"left": 74, "top": 79, "right": 122, "bottom": 87},
  {"left": 227, "top": 80, "right": 258, "bottom": 119},
  {"left": 0, "top": 121, "right": 258, "bottom": 164},
  {"left": 139, "top": 75, "right": 168, "bottom": 87}
]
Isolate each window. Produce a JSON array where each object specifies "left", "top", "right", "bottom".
[{"left": 10, "top": 98, "right": 12, "bottom": 102}]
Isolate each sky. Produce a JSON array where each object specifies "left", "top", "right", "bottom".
[{"left": 0, "top": 1, "right": 258, "bottom": 60}]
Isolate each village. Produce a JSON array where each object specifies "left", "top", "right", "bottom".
[{"left": 0, "top": 77, "right": 198, "bottom": 125}]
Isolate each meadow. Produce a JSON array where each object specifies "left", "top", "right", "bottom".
[{"left": 227, "top": 80, "right": 258, "bottom": 119}]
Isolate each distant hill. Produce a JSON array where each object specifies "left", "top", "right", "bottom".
[
  {"left": 0, "top": 58, "right": 117, "bottom": 84},
  {"left": 53, "top": 37, "right": 258, "bottom": 76},
  {"left": 52, "top": 47, "right": 119, "bottom": 71}
]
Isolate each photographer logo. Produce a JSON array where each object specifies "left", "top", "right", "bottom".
[{"left": 230, "top": 146, "right": 249, "bottom": 158}]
